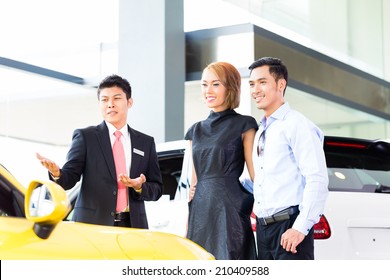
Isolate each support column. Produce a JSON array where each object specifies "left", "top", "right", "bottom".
[{"left": 118, "top": 0, "right": 185, "bottom": 143}]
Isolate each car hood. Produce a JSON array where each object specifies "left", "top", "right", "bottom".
[
  {"left": 66, "top": 221, "right": 214, "bottom": 260},
  {"left": 0, "top": 218, "right": 213, "bottom": 260}
]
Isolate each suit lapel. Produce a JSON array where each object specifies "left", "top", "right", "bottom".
[
  {"left": 128, "top": 126, "right": 143, "bottom": 178},
  {"left": 96, "top": 121, "right": 117, "bottom": 181}
]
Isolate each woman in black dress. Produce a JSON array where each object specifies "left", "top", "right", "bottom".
[{"left": 185, "top": 61, "right": 258, "bottom": 260}]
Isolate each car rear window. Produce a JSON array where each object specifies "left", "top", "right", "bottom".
[{"left": 325, "top": 138, "right": 390, "bottom": 194}]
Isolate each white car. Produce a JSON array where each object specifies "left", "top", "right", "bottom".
[
  {"left": 145, "top": 140, "right": 190, "bottom": 237},
  {"left": 314, "top": 136, "right": 390, "bottom": 259},
  {"left": 146, "top": 136, "right": 390, "bottom": 260}
]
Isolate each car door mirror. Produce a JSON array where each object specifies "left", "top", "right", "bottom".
[
  {"left": 29, "top": 185, "right": 55, "bottom": 217},
  {"left": 25, "top": 180, "right": 70, "bottom": 239}
]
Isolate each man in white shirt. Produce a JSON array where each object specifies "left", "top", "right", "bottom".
[{"left": 249, "top": 57, "right": 329, "bottom": 260}]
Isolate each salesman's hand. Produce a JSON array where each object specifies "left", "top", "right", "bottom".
[
  {"left": 118, "top": 173, "right": 146, "bottom": 191},
  {"left": 36, "top": 153, "right": 61, "bottom": 177}
]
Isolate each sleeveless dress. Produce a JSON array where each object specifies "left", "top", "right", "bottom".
[{"left": 185, "top": 109, "right": 258, "bottom": 260}]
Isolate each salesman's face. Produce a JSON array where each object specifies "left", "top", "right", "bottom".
[{"left": 99, "top": 86, "right": 133, "bottom": 129}]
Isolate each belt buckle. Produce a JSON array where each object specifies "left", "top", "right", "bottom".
[
  {"left": 115, "top": 212, "right": 128, "bottom": 222},
  {"left": 274, "top": 212, "right": 290, "bottom": 222},
  {"left": 261, "top": 217, "right": 268, "bottom": 226}
]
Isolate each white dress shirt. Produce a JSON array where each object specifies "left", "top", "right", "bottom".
[{"left": 252, "top": 102, "right": 329, "bottom": 235}]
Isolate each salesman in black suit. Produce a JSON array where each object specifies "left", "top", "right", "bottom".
[{"left": 36, "top": 74, "right": 163, "bottom": 228}]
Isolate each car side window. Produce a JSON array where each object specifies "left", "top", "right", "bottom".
[{"left": 0, "top": 174, "right": 24, "bottom": 217}]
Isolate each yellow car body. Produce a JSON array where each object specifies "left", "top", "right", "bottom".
[{"left": 0, "top": 164, "right": 214, "bottom": 260}]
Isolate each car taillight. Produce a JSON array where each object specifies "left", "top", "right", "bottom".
[
  {"left": 313, "top": 215, "right": 331, "bottom": 239},
  {"left": 251, "top": 212, "right": 256, "bottom": 232}
]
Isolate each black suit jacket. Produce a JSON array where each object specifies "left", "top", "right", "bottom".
[{"left": 54, "top": 121, "right": 163, "bottom": 229}]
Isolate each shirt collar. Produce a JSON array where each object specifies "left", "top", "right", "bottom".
[
  {"left": 271, "top": 102, "right": 291, "bottom": 120},
  {"left": 260, "top": 102, "right": 291, "bottom": 130},
  {"left": 105, "top": 121, "right": 128, "bottom": 137}
]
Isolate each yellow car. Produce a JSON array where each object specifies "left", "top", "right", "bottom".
[{"left": 0, "top": 164, "right": 214, "bottom": 260}]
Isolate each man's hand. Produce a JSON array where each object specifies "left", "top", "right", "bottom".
[
  {"left": 280, "top": 228, "right": 305, "bottom": 254},
  {"left": 118, "top": 173, "right": 146, "bottom": 191},
  {"left": 36, "top": 153, "right": 61, "bottom": 177}
]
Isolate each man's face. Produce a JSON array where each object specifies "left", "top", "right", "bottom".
[
  {"left": 249, "top": 65, "right": 285, "bottom": 117},
  {"left": 98, "top": 86, "right": 133, "bottom": 129}
]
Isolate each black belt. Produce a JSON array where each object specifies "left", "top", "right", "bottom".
[
  {"left": 114, "top": 211, "right": 130, "bottom": 222},
  {"left": 256, "top": 205, "right": 299, "bottom": 226}
]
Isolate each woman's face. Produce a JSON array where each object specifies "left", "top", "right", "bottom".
[{"left": 201, "top": 68, "right": 228, "bottom": 112}]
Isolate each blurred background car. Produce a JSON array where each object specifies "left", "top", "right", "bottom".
[
  {"left": 315, "top": 136, "right": 390, "bottom": 259},
  {"left": 0, "top": 163, "right": 214, "bottom": 260}
]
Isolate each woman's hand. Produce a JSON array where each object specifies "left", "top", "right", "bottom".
[{"left": 189, "top": 184, "right": 196, "bottom": 201}]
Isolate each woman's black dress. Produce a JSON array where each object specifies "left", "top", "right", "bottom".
[{"left": 185, "top": 109, "right": 258, "bottom": 260}]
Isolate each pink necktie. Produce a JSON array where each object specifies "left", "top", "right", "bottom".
[{"left": 113, "top": 130, "right": 127, "bottom": 212}]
